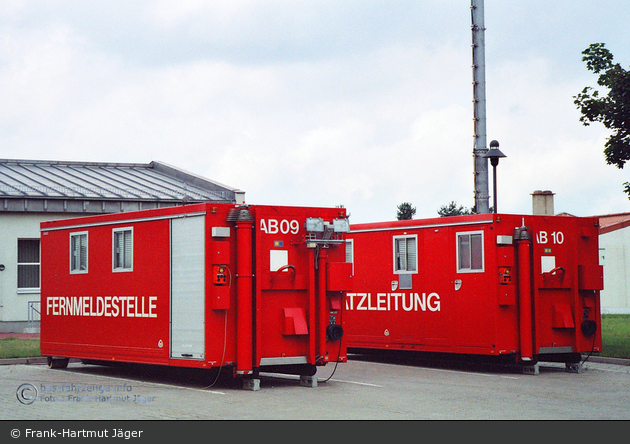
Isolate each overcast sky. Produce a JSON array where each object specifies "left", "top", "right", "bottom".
[{"left": 1, "top": 1, "right": 629, "bottom": 223}]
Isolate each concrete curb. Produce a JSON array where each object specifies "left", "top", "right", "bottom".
[
  {"left": 0, "top": 357, "right": 84, "bottom": 366},
  {"left": 584, "top": 355, "right": 630, "bottom": 366},
  {"left": 0, "top": 356, "right": 47, "bottom": 365}
]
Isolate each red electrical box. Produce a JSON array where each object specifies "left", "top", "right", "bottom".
[
  {"left": 40, "top": 203, "right": 350, "bottom": 385},
  {"left": 344, "top": 213, "right": 602, "bottom": 366}
]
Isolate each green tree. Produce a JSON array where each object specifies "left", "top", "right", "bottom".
[
  {"left": 574, "top": 43, "right": 630, "bottom": 196},
  {"left": 437, "top": 201, "right": 474, "bottom": 217},
  {"left": 396, "top": 202, "right": 416, "bottom": 220}
]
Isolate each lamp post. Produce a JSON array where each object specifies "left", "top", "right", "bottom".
[{"left": 484, "top": 140, "right": 506, "bottom": 213}]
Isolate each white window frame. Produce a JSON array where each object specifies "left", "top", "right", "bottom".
[
  {"left": 70, "top": 231, "right": 88, "bottom": 274},
  {"left": 345, "top": 239, "right": 354, "bottom": 275},
  {"left": 456, "top": 230, "right": 484, "bottom": 273},
  {"left": 393, "top": 234, "right": 418, "bottom": 274},
  {"left": 113, "top": 227, "right": 133, "bottom": 272},
  {"left": 345, "top": 239, "right": 354, "bottom": 263},
  {"left": 17, "top": 238, "right": 41, "bottom": 292}
]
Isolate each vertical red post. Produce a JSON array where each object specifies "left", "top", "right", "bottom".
[
  {"left": 308, "top": 246, "right": 317, "bottom": 364},
  {"left": 318, "top": 248, "right": 328, "bottom": 363},
  {"left": 516, "top": 226, "right": 534, "bottom": 362},
  {"left": 235, "top": 209, "right": 254, "bottom": 375}
]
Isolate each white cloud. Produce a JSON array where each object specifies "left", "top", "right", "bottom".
[
  {"left": 0, "top": 1, "right": 628, "bottom": 222},
  {"left": 484, "top": 54, "right": 629, "bottom": 217}
]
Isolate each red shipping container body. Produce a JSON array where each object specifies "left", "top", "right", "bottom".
[
  {"left": 345, "top": 213, "right": 602, "bottom": 366},
  {"left": 40, "top": 203, "right": 350, "bottom": 381}
]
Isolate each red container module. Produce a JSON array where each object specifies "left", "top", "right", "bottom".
[
  {"left": 344, "top": 213, "right": 603, "bottom": 371},
  {"left": 40, "top": 203, "right": 351, "bottom": 388}
]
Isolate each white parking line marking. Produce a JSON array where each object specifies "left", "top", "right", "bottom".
[
  {"left": 329, "top": 379, "right": 384, "bottom": 387},
  {"left": 67, "top": 370, "right": 227, "bottom": 395}
]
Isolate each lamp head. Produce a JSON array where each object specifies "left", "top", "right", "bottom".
[{"left": 484, "top": 140, "right": 506, "bottom": 166}]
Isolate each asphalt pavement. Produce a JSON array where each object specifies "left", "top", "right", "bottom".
[{"left": 1, "top": 351, "right": 628, "bottom": 421}]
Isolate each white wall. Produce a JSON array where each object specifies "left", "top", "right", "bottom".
[
  {"left": 0, "top": 213, "right": 75, "bottom": 323},
  {"left": 599, "top": 227, "right": 630, "bottom": 314}
]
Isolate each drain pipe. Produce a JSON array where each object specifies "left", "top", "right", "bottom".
[
  {"left": 234, "top": 207, "right": 254, "bottom": 375},
  {"left": 515, "top": 224, "right": 534, "bottom": 362},
  {"left": 318, "top": 248, "right": 328, "bottom": 363},
  {"left": 307, "top": 245, "right": 317, "bottom": 365}
]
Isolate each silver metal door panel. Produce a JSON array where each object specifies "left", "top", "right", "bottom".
[{"left": 170, "top": 215, "right": 205, "bottom": 359}]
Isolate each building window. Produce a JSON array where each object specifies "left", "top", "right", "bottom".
[
  {"left": 393, "top": 235, "right": 417, "bottom": 274},
  {"left": 70, "top": 232, "right": 88, "bottom": 274},
  {"left": 457, "top": 231, "right": 484, "bottom": 272},
  {"left": 113, "top": 228, "right": 133, "bottom": 271},
  {"left": 18, "top": 239, "right": 40, "bottom": 290}
]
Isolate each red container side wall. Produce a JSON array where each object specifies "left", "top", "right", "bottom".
[
  {"left": 345, "top": 214, "right": 602, "bottom": 362},
  {"left": 41, "top": 218, "right": 172, "bottom": 363}
]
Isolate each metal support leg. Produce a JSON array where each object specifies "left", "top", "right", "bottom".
[
  {"left": 565, "top": 362, "right": 583, "bottom": 374},
  {"left": 300, "top": 375, "right": 318, "bottom": 388},
  {"left": 521, "top": 363, "right": 540, "bottom": 375},
  {"left": 242, "top": 378, "right": 261, "bottom": 391}
]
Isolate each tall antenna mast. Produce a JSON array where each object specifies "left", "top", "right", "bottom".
[{"left": 471, "top": 0, "right": 489, "bottom": 213}]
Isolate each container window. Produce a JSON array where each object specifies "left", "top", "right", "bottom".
[
  {"left": 457, "top": 231, "right": 484, "bottom": 273},
  {"left": 113, "top": 228, "right": 133, "bottom": 271},
  {"left": 18, "top": 239, "right": 40, "bottom": 289},
  {"left": 345, "top": 239, "right": 354, "bottom": 263},
  {"left": 70, "top": 232, "right": 88, "bottom": 274},
  {"left": 393, "top": 235, "right": 417, "bottom": 274},
  {"left": 345, "top": 239, "right": 354, "bottom": 275}
]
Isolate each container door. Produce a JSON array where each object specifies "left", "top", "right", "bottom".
[
  {"left": 255, "top": 210, "right": 317, "bottom": 367},
  {"left": 533, "top": 228, "right": 577, "bottom": 357},
  {"left": 531, "top": 220, "right": 601, "bottom": 358},
  {"left": 170, "top": 215, "right": 205, "bottom": 359}
]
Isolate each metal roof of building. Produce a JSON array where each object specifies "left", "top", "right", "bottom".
[
  {"left": 598, "top": 212, "right": 630, "bottom": 235},
  {"left": 0, "top": 159, "right": 244, "bottom": 213}
]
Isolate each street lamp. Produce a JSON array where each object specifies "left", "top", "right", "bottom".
[{"left": 484, "top": 140, "right": 506, "bottom": 213}]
